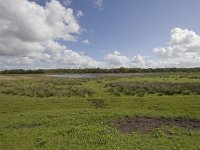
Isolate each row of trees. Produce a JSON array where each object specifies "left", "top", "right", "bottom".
[
  {"left": 0, "top": 69, "right": 45, "bottom": 74},
  {"left": 1, "top": 67, "right": 200, "bottom": 74}
]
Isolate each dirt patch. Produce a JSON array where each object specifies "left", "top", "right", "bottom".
[
  {"left": 109, "top": 116, "right": 200, "bottom": 133},
  {"left": 89, "top": 99, "right": 106, "bottom": 109}
]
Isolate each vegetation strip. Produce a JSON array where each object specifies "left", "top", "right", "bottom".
[
  {"left": 107, "top": 82, "right": 200, "bottom": 96},
  {"left": 0, "top": 78, "right": 95, "bottom": 97}
]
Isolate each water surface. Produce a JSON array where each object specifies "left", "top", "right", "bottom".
[
  {"left": 47, "top": 74, "right": 99, "bottom": 78},
  {"left": 47, "top": 73, "right": 164, "bottom": 78}
]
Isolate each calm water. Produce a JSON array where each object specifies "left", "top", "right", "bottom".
[
  {"left": 47, "top": 73, "right": 161, "bottom": 78},
  {"left": 47, "top": 74, "right": 100, "bottom": 78}
]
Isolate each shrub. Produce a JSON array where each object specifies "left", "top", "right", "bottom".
[
  {"left": 137, "top": 89, "right": 145, "bottom": 97},
  {"left": 182, "top": 90, "right": 191, "bottom": 95}
]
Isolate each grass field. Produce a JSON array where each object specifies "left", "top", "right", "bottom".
[{"left": 0, "top": 73, "right": 200, "bottom": 150}]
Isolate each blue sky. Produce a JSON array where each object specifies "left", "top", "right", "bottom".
[
  {"left": 0, "top": 0, "right": 200, "bottom": 69},
  {"left": 62, "top": 0, "right": 200, "bottom": 60}
]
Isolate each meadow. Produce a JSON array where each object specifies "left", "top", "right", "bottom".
[{"left": 0, "top": 73, "right": 200, "bottom": 150}]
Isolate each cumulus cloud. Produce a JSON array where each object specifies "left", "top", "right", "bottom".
[
  {"left": 104, "top": 51, "right": 129, "bottom": 67},
  {"left": 59, "top": 50, "right": 100, "bottom": 67},
  {"left": 0, "top": 0, "right": 80, "bottom": 51},
  {"left": 153, "top": 28, "right": 200, "bottom": 67},
  {"left": 82, "top": 39, "right": 90, "bottom": 45},
  {"left": 0, "top": 0, "right": 100, "bottom": 69},
  {"left": 104, "top": 51, "right": 155, "bottom": 68},
  {"left": 131, "top": 55, "right": 155, "bottom": 68}
]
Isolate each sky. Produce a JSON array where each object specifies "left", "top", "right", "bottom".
[{"left": 0, "top": 0, "right": 200, "bottom": 70}]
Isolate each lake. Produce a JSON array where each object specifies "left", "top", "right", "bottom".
[
  {"left": 47, "top": 74, "right": 100, "bottom": 78},
  {"left": 47, "top": 73, "right": 164, "bottom": 78}
]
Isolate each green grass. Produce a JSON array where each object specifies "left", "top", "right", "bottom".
[{"left": 0, "top": 73, "right": 200, "bottom": 150}]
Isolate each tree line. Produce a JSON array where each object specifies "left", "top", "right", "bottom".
[{"left": 1, "top": 67, "right": 200, "bottom": 74}]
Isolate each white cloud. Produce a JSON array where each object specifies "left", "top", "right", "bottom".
[
  {"left": 0, "top": 0, "right": 81, "bottom": 52},
  {"left": 0, "top": 56, "right": 33, "bottom": 65},
  {"left": 77, "top": 10, "right": 84, "bottom": 18},
  {"left": 45, "top": 0, "right": 81, "bottom": 41},
  {"left": 0, "top": 0, "right": 101, "bottom": 69},
  {"left": 82, "top": 39, "right": 90, "bottom": 45},
  {"left": 131, "top": 55, "right": 149, "bottom": 68},
  {"left": 59, "top": 49, "right": 100, "bottom": 67},
  {"left": 104, "top": 51, "right": 129, "bottom": 67},
  {"left": 104, "top": 51, "right": 154, "bottom": 68},
  {"left": 153, "top": 28, "right": 200, "bottom": 67}
]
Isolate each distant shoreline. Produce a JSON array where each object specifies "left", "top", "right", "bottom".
[{"left": 1, "top": 68, "right": 200, "bottom": 75}]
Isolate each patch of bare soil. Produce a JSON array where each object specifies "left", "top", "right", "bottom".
[
  {"left": 109, "top": 116, "right": 200, "bottom": 133},
  {"left": 89, "top": 99, "right": 106, "bottom": 109}
]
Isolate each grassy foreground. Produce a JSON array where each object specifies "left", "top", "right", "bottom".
[{"left": 0, "top": 73, "right": 200, "bottom": 150}]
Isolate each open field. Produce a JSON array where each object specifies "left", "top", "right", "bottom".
[{"left": 0, "top": 73, "right": 200, "bottom": 150}]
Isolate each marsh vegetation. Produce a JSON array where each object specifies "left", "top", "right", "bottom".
[
  {"left": 0, "top": 72, "right": 200, "bottom": 150},
  {"left": 107, "top": 82, "right": 200, "bottom": 96}
]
